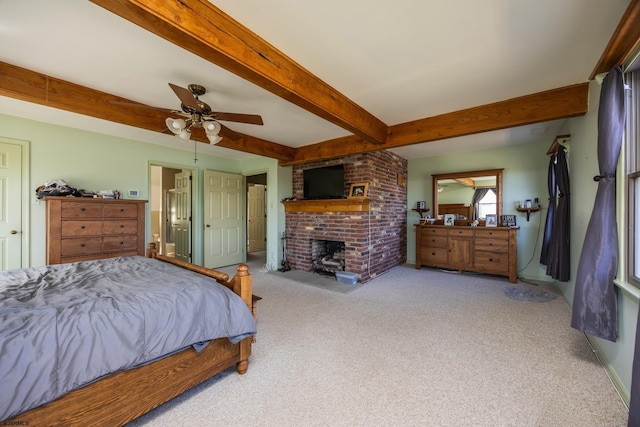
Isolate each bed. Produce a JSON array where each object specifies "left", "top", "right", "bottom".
[
  {"left": 438, "top": 203, "right": 473, "bottom": 220},
  {"left": 0, "top": 244, "right": 256, "bottom": 426}
]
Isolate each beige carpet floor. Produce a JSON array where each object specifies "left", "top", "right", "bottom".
[{"left": 126, "top": 255, "right": 628, "bottom": 426}]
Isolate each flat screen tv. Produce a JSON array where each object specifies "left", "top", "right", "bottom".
[{"left": 303, "top": 165, "right": 345, "bottom": 200}]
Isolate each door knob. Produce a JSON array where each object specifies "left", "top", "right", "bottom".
[{"left": 10, "top": 230, "right": 18, "bottom": 235}]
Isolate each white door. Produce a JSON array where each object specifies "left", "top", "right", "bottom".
[
  {"left": 0, "top": 142, "right": 23, "bottom": 270},
  {"left": 204, "top": 170, "right": 245, "bottom": 268},
  {"left": 248, "top": 184, "right": 266, "bottom": 252},
  {"left": 174, "top": 170, "right": 192, "bottom": 262}
]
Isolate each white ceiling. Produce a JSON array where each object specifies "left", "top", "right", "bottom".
[{"left": 0, "top": 0, "right": 631, "bottom": 161}]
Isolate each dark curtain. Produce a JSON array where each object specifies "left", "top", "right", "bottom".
[
  {"left": 471, "top": 188, "right": 492, "bottom": 220},
  {"left": 540, "top": 155, "right": 557, "bottom": 265},
  {"left": 570, "top": 65, "right": 625, "bottom": 342},
  {"left": 545, "top": 147, "right": 570, "bottom": 281}
]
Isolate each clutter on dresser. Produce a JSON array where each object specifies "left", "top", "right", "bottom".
[{"left": 35, "top": 179, "right": 78, "bottom": 199}]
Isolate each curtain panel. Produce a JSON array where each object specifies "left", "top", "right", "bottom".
[
  {"left": 570, "top": 65, "right": 626, "bottom": 342},
  {"left": 540, "top": 155, "right": 557, "bottom": 265}
]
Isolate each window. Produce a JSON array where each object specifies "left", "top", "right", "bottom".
[
  {"left": 477, "top": 189, "right": 496, "bottom": 219},
  {"left": 626, "top": 69, "right": 640, "bottom": 286}
]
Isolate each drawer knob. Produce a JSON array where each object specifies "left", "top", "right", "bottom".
[
  {"left": 80, "top": 208, "right": 86, "bottom": 212},
  {"left": 489, "top": 258, "right": 494, "bottom": 262},
  {"left": 80, "top": 225, "right": 85, "bottom": 229},
  {"left": 120, "top": 224, "right": 125, "bottom": 228},
  {"left": 120, "top": 241, "right": 124, "bottom": 245},
  {"left": 80, "top": 243, "right": 85, "bottom": 247},
  {"left": 120, "top": 208, "right": 125, "bottom": 212},
  {"left": 431, "top": 252, "right": 436, "bottom": 256}
]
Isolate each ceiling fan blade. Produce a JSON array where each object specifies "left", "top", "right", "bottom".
[
  {"left": 210, "top": 112, "right": 264, "bottom": 125},
  {"left": 218, "top": 124, "right": 243, "bottom": 140},
  {"left": 169, "top": 83, "right": 199, "bottom": 110}
]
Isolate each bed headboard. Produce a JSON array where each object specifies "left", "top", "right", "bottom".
[{"left": 438, "top": 203, "right": 473, "bottom": 220}]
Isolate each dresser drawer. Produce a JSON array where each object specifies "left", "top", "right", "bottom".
[
  {"left": 421, "top": 248, "right": 449, "bottom": 265},
  {"left": 475, "top": 229, "right": 509, "bottom": 239},
  {"left": 103, "top": 220, "right": 139, "bottom": 235},
  {"left": 423, "top": 235, "right": 448, "bottom": 248},
  {"left": 475, "top": 238, "right": 509, "bottom": 253},
  {"left": 474, "top": 251, "right": 510, "bottom": 273},
  {"left": 448, "top": 228, "right": 474, "bottom": 237},
  {"left": 61, "top": 202, "right": 103, "bottom": 218},
  {"left": 61, "top": 237, "right": 103, "bottom": 255},
  {"left": 61, "top": 220, "right": 102, "bottom": 237},
  {"left": 103, "top": 204, "right": 138, "bottom": 218},
  {"left": 421, "top": 227, "right": 447, "bottom": 237},
  {"left": 103, "top": 235, "right": 138, "bottom": 252}
]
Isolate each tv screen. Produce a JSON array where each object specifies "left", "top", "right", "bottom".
[{"left": 303, "top": 165, "right": 345, "bottom": 200}]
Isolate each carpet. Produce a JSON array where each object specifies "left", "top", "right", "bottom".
[{"left": 503, "top": 285, "right": 557, "bottom": 302}]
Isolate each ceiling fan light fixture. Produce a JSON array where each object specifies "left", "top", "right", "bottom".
[
  {"left": 204, "top": 120, "right": 223, "bottom": 144},
  {"left": 166, "top": 117, "right": 187, "bottom": 134},
  {"left": 177, "top": 128, "right": 191, "bottom": 142}
]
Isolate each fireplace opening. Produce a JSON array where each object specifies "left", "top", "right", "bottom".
[{"left": 311, "top": 239, "right": 345, "bottom": 276}]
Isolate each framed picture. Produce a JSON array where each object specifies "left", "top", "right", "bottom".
[
  {"left": 444, "top": 214, "right": 455, "bottom": 226},
  {"left": 501, "top": 214, "right": 517, "bottom": 227},
  {"left": 417, "top": 201, "right": 426, "bottom": 210},
  {"left": 485, "top": 214, "right": 498, "bottom": 227},
  {"left": 349, "top": 182, "right": 369, "bottom": 198}
]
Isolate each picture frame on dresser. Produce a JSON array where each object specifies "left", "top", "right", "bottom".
[
  {"left": 485, "top": 214, "right": 498, "bottom": 227},
  {"left": 501, "top": 214, "right": 517, "bottom": 227},
  {"left": 443, "top": 214, "right": 455, "bottom": 226}
]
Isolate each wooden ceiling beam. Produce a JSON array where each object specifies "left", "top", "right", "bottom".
[
  {"left": 90, "top": 0, "right": 388, "bottom": 145},
  {"left": 0, "top": 61, "right": 295, "bottom": 162},
  {"left": 281, "top": 83, "right": 589, "bottom": 166},
  {"left": 590, "top": 0, "right": 640, "bottom": 79}
]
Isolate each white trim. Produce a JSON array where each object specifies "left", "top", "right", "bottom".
[{"left": 0, "top": 137, "right": 30, "bottom": 268}]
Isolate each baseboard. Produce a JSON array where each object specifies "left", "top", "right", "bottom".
[{"left": 585, "top": 335, "right": 631, "bottom": 408}]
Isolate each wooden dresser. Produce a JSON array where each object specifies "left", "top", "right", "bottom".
[
  {"left": 45, "top": 197, "right": 147, "bottom": 264},
  {"left": 415, "top": 224, "right": 518, "bottom": 283}
]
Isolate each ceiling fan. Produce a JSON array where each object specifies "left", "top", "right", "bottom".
[{"left": 113, "top": 83, "right": 263, "bottom": 143}]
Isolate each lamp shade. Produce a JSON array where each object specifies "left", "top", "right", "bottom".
[
  {"left": 203, "top": 120, "right": 223, "bottom": 144},
  {"left": 177, "top": 129, "right": 191, "bottom": 142},
  {"left": 165, "top": 118, "right": 187, "bottom": 135}
]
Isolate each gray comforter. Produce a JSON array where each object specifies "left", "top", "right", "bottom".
[{"left": 0, "top": 256, "right": 256, "bottom": 420}]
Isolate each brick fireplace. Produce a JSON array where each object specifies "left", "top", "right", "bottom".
[{"left": 283, "top": 150, "right": 407, "bottom": 282}]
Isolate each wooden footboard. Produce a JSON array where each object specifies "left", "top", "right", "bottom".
[{"left": 5, "top": 247, "right": 253, "bottom": 427}]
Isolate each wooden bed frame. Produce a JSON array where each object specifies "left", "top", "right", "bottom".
[
  {"left": 4, "top": 244, "right": 253, "bottom": 426},
  {"left": 438, "top": 203, "right": 473, "bottom": 220}
]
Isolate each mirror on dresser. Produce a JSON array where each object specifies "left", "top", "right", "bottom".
[{"left": 432, "top": 169, "right": 503, "bottom": 223}]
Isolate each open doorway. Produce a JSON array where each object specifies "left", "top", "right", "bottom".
[
  {"left": 150, "top": 165, "right": 192, "bottom": 261},
  {"left": 247, "top": 173, "right": 267, "bottom": 267}
]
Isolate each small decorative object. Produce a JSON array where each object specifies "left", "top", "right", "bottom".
[
  {"left": 501, "top": 214, "right": 517, "bottom": 227},
  {"left": 444, "top": 214, "right": 455, "bottom": 226},
  {"left": 485, "top": 214, "right": 498, "bottom": 227},
  {"left": 417, "top": 201, "right": 426, "bottom": 210},
  {"left": 348, "top": 182, "right": 369, "bottom": 198},
  {"left": 525, "top": 199, "right": 532, "bottom": 208}
]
